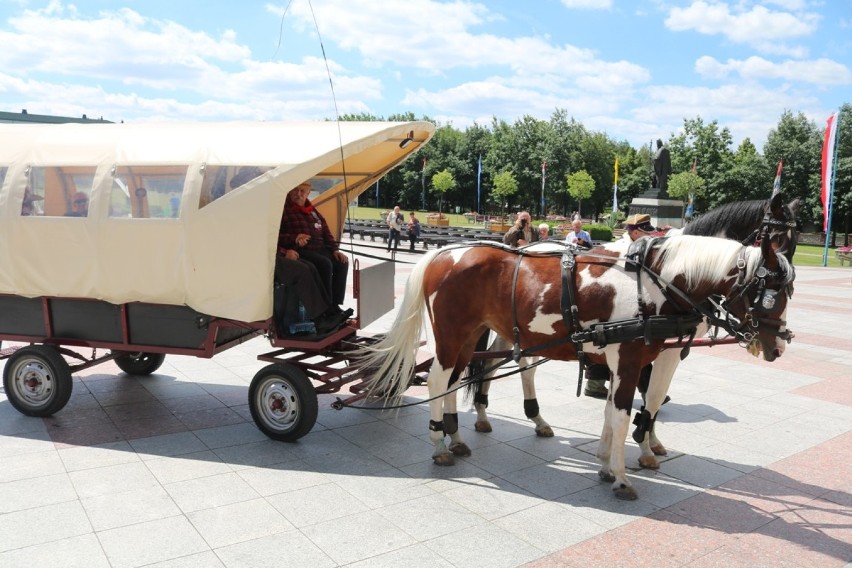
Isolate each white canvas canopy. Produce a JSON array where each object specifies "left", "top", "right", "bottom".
[{"left": 0, "top": 120, "right": 434, "bottom": 322}]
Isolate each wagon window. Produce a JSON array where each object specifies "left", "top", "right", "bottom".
[
  {"left": 111, "top": 166, "right": 187, "bottom": 218},
  {"left": 26, "top": 166, "right": 96, "bottom": 217},
  {"left": 199, "top": 165, "right": 268, "bottom": 209}
]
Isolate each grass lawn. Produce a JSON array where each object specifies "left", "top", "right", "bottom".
[
  {"left": 344, "top": 205, "right": 849, "bottom": 269},
  {"left": 793, "top": 244, "right": 848, "bottom": 268},
  {"left": 346, "top": 205, "right": 494, "bottom": 227}
]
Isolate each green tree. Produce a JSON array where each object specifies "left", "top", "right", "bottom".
[
  {"left": 667, "top": 171, "right": 706, "bottom": 201},
  {"left": 431, "top": 169, "right": 456, "bottom": 217},
  {"left": 491, "top": 170, "right": 518, "bottom": 217},
  {"left": 566, "top": 170, "right": 595, "bottom": 216},
  {"left": 666, "top": 117, "right": 735, "bottom": 212},
  {"left": 764, "top": 110, "right": 822, "bottom": 228}
]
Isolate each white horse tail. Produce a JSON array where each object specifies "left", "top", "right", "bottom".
[{"left": 357, "top": 249, "right": 442, "bottom": 402}]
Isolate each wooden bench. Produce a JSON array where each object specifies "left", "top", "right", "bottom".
[{"left": 836, "top": 248, "right": 852, "bottom": 266}]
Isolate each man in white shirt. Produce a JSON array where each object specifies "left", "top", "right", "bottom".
[
  {"left": 386, "top": 205, "right": 403, "bottom": 252},
  {"left": 564, "top": 219, "right": 592, "bottom": 247},
  {"left": 585, "top": 212, "right": 665, "bottom": 403}
]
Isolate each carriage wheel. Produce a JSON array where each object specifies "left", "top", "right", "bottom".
[
  {"left": 113, "top": 351, "right": 166, "bottom": 375},
  {"left": 3, "top": 345, "right": 73, "bottom": 417},
  {"left": 249, "top": 364, "right": 318, "bottom": 442}
]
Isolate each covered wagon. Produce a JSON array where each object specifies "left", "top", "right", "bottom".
[{"left": 0, "top": 119, "right": 434, "bottom": 437}]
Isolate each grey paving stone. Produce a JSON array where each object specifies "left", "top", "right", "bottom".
[
  {"left": 0, "top": 533, "right": 110, "bottom": 568},
  {"left": 0, "top": 501, "right": 92, "bottom": 553},
  {"left": 424, "top": 522, "right": 545, "bottom": 568},
  {"left": 299, "top": 510, "right": 416, "bottom": 565},
  {"left": 98, "top": 515, "right": 209, "bottom": 568},
  {"left": 58, "top": 440, "right": 139, "bottom": 471},
  {"left": 81, "top": 485, "right": 181, "bottom": 531},
  {"left": 214, "top": 531, "right": 334, "bottom": 568},
  {"left": 186, "top": 498, "right": 292, "bottom": 548},
  {"left": 164, "top": 471, "right": 260, "bottom": 513},
  {"left": 267, "top": 482, "right": 369, "bottom": 526},
  {"left": 0, "top": 449, "right": 65, "bottom": 483},
  {"left": 0, "top": 472, "right": 77, "bottom": 514},
  {"left": 236, "top": 459, "right": 334, "bottom": 497},
  {"left": 69, "top": 461, "right": 160, "bottom": 499}
]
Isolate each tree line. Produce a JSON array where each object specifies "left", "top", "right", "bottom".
[{"left": 343, "top": 104, "right": 851, "bottom": 236}]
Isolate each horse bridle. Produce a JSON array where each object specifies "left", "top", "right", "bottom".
[
  {"left": 717, "top": 248, "right": 795, "bottom": 345},
  {"left": 742, "top": 204, "right": 798, "bottom": 258}
]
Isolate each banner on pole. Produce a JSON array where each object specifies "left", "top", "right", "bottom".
[
  {"left": 821, "top": 112, "right": 839, "bottom": 232},
  {"left": 612, "top": 156, "right": 618, "bottom": 213},
  {"left": 772, "top": 161, "right": 782, "bottom": 197}
]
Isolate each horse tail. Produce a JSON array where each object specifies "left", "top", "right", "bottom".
[
  {"left": 463, "top": 329, "right": 493, "bottom": 403},
  {"left": 357, "top": 249, "right": 442, "bottom": 402}
]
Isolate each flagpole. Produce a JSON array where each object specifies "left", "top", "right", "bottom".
[
  {"left": 476, "top": 154, "right": 482, "bottom": 214},
  {"left": 822, "top": 112, "right": 841, "bottom": 266},
  {"left": 540, "top": 160, "right": 546, "bottom": 217}
]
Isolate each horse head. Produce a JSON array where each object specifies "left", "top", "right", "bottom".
[
  {"left": 762, "top": 193, "right": 800, "bottom": 261},
  {"left": 723, "top": 235, "right": 795, "bottom": 362}
]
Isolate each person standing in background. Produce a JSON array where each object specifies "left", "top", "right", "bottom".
[
  {"left": 386, "top": 205, "right": 403, "bottom": 252},
  {"left": 407, "top": 211, "right": 421, "bottom": 252}
]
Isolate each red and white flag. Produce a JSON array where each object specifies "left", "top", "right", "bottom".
[
  {"left": 772, "top": 161, "right": 782, "bottom": 197},
  {"left": 821, "top": 112, "right": 839, "bottom": 231}
]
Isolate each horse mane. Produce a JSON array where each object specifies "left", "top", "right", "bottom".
[
  {"left": 682, "top": 199, "right": 767, "bottom": 240},
  {"left": 656, "top": 236, "right": 743, "bottom": 288},
  {"left": 655, "top": 235, "right": 794, "bottom": 290}
]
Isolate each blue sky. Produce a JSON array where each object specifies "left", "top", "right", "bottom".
[{"left": 1, "top": 0, "right": 849, "bottom": 149}]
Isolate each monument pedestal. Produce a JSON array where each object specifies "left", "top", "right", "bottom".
[{"left": 628, "top": 189, "right": 684, "bottom": 229}]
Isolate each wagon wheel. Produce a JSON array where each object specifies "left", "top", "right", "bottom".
[
  {"left": 113, "top": 351, "right": 166, "bottom": 375},
  {"left": 249, "top": 364, "right": 318, "bottom": 442},
  {"left": 3, "top": 345, "right": 73, "bottom": 417}
]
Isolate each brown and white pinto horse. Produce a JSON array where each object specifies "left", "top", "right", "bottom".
[
  {"left": 470, "top": 194, "right": 799, "bottom": 446},
  {"left": 361, "top": 233, "right": 794, "bottom": 500}
]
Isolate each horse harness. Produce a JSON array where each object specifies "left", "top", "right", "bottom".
[{"left": 506, "top": 233, "right": 793, "bottom": 396}]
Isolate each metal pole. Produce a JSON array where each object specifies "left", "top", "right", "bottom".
[{"left": 540, "top": 160, "right": 546, "bottom": 217}]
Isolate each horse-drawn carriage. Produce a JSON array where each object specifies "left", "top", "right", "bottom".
[
  {"left": 0, "top": 119, "right": 434, "bottom": 441},
  {"left": 0, "top": 119, "right": 799, "bottom": 500}
]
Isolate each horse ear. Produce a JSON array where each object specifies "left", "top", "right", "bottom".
[
  {"left": 787, "top": 197, "right": 801, "bottom": 217},
  {"left": 768, "top": 192, "right": 783, "bottom": 215}
]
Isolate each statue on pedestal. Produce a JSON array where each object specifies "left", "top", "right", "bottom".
[{"left": 653, "top": 138, "right": 672, "bottom": 193}]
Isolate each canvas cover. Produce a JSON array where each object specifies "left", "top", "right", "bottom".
[{"left": 0, "top": 120, "right": 434, "bottom": 322}]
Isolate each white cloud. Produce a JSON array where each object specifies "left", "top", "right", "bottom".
[
  {"left": 560, "top": 0, "right": 613, "bottom": 9},
  {"left": 665, "top": 1, "right": 819, "bottom": 53},
  {"left": 696, "top": 55, "right": 852, "bottom": 85}
]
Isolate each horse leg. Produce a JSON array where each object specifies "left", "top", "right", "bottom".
[
  {"left": 445, "top": 388, "right": 471, "bottom": 457},
  {"left": 634, "top": 349, "right": 678, "bottom": 469},
  {"left": 596, "top": 395, "right": 615, "bottom": 483},
  {"left": 599, "top": 352, "right": 641, "bottom": 500},
  {"left": 428, "top": 364, "right": 455, "bottom": 466},
  {"left": 520, "top": 356, "right": 553, "bottom": 437},
  {"left": 472, "top": 331, "right": 498, "bottom": 433},
  {"left": 473, "top": 379, "right": 492, "bottom": 433}
]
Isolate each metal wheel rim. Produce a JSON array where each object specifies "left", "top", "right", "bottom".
[
  {"left": 256, "top": 376, "right": 300, "bottom": 433},
  {"left": 10, "top": 357, "right": 55, "bottom": 407}
]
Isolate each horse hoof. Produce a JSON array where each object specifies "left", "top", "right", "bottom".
[
  {"left": 474, "top": 421, "right": 492, "bottom": 433},
  {"left": 432, "top": 453, "right": 455, "bottom": 466},
  {"left": 598, "top": 470, "right": 616, "bottom": 483},
  {"left": 638, "top": 455, "right": 660, "bottom": 469},
  {"left": 613, "top": 484, "right": 638, "bottom": 501},
  {"left": 535, "top": 426, "right": 554, "bottom": 438},
  {"left": 651, "top": 444, "right": 667, "bottom": 456},
  {"left": 449, "top": 442, "right": 472, "bottom": 457}
]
